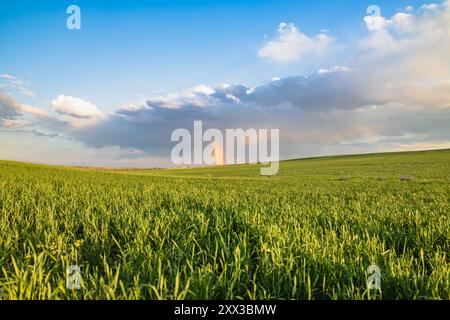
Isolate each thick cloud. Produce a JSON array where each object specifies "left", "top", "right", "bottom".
[
  {"left": 70, "top": 69, "right": 450, "bottom": 159},
  {"left": 52, "top": 95, "right": 101, "bottom": 118},
  {"left": 258, "top": 22, "right": 333, "bottom": 63}
]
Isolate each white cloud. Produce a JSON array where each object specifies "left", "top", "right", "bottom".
[
  {"left": 358, "top": 0, "right": 450, "bottom": 87},
  {"left": 147, "top": 85, "right": 217, "bottom": 109},
  {"left": 363, "top": 11, "right": 416, "bottom": 33},
  {"left": 318, "top": 66, "right": 352, "bottom": 74},
  {"left": 420, "top": 3, "right": 440, "bottom": 11},
  {"left": 363, "top": 10, "right": 417, "bottom": 33},
  {"left": 0, "top": 74, "right": 36, "bottom": 97},
  {"left": 52, "top": 95, "right": 101, "bottom": 118},
  {"left": 363, "top": 15, "right": 392, "bottom": 31},
  {"left": 192, "top": 84, "right": 215, "bottom": 95},
  {"left": 258, "top": 22, "right": 333, "bottom": 62},
  {"left": 0, "top": 74, "right": 16, "bottom": 80},
  {"left": 391, "top": 12, "right": 416, "bottom": 32},
  {"left": 0, "top": 118, "right": 29, "bottom": 129},
  {"left": 0, "top": 91, "right": 47, "bottom": 119},
  {"left": 18, "top": 103, "right": 48, "bottom": 117}
]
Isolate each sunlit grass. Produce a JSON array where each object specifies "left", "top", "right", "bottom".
[{"left": 0, "top": 149, "right": 449, "bottom": 299}]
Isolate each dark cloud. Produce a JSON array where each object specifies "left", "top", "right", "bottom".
[{"left": 68, "top": 67, "right": 450, "bottom": 159}]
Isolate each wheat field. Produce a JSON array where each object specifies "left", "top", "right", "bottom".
[{"left": 0, "top": 149, "right": 449, "bottom": 299}]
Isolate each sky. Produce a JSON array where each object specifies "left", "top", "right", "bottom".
[{"left": 1, "top": 0, "right": 450, "bottom": 167}]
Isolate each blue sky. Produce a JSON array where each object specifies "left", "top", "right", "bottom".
[
  {"left": 1, "top": 0, "right": 449, "bottom": 166},
  {"left": 0, "top": 0, "right": 430, "bottom": 109}
]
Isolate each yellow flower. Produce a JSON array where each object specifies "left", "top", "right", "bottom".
[{"left": 74, "top": 239, "right": 84, "bottom": 248}]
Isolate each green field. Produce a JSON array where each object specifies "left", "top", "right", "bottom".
[{"left": 0, "top": 149, "right": 449, "bottom": 299}]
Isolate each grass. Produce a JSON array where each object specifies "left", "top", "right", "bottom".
[{"left": 0, "top": 149, "right": 449, "bottom": 299}]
